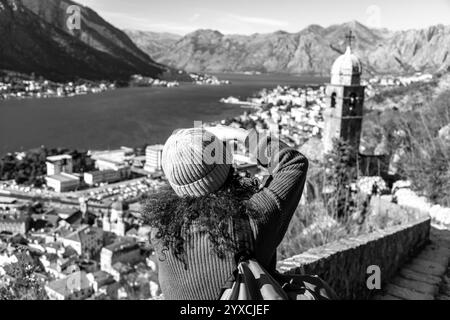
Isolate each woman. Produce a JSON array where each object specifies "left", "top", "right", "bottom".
[{"left": 144, "top": 126, "right": 309, "bottom": 300}]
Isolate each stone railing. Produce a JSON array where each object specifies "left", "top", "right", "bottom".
[{"left": 276, "top": 216, "right": 431, "bottom": 300}]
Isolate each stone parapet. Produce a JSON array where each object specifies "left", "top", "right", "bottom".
[{"left": 277, "top": 217, "right": 431, "bottom": 300}]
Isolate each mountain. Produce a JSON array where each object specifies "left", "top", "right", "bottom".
[
  {"left": 0, "top": 0, "right": 168, "bottom": 81},
  {"left": 123, "top": 30, "right": 182, "bottom": 61},
  {"left": 126, "top": 21, "right": 450, "bottom": 76}
]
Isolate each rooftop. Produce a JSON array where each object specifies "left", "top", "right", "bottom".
[
  {"left": 104, "top": 239, "right": 139, "bottom": 253},
  {"left": 89, "top": 270, "right": 113, "bottom": 283},
  {"left": 44, "top": 242, "right": 64, "bottom": 250},
  {"left": 52, "top": 207, "right": 80, "bottom": 216},
  {"left": 31, "top": 213, "right": 60, "bottom": 227},
  {"left": 46, "top": 271, "right": 91, "bottom": 296},
  {"left": 112, "top": 261, "right": 133, "bottom": 274},
  {"left": 90, "top": 149, "right": 133, "bottom": 164},
  {"left": 0, "top": 197, "right": 18, "bottom": 205},
  {"left": 146, "top": 145, "right": 164, "bottom": 152},
  {"left": 111, "top": 201, "right": 128, "bottom": 211},
  {"left": 62, "top": 225, "right": 102, "bottom": 243},
  {"left": 46, "top": 155, "right": 72, "bottom": 162},
  {"left": 84, "top": 169, "right": 116, "bottom": 176},
  {"left": 45, "top": 173, "right": 79, "bottom": 183},
  {"left": 95, "top": 158, "right": 123, "bottom": 166},
  {"left": 0, "top": 213, "right": 30, "bottom": 223}
]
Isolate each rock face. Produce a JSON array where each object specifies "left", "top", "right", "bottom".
[
  {"left": 127, "top": 21, "right": 450, "bottom": 75},
  {"left": 123, "top": 30, "right": 182, "bottom": 61},
  {"left": 0, "top": 0, "right": 167, "bottom": 81}
]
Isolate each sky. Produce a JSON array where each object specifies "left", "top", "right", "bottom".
[{"left": 77, "top": 0, "right": 450, "bottom": 35}]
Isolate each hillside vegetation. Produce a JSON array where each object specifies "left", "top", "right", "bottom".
[
  {"left": 0, "top": 0, "right": 167, "bottom": 81},
  {"left": 279, "top": 74, "right": 450, "bottom": 258}
]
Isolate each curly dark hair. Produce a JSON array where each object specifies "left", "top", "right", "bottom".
[{"left": 143, "top": 169, "right": 261, "bottom": 268}]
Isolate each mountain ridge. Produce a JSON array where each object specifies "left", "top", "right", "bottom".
[
  {"left": 0, "top": 0, "right": 169, "bottom": 81},
  {"left": 125, "top": 21, "right": 450, "bottom": 76}
]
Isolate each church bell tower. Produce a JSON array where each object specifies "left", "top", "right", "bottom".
[{"left": 323, "top": 31, "right": 365, "bottom": 153}]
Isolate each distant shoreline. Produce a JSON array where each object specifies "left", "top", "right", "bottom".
[{"left": 0, "top": 74, "right": 325, "bottom": 156}]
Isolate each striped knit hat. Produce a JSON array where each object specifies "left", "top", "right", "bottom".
[{"left": 162, "top": 128, "right": 233, "bottom": 197}]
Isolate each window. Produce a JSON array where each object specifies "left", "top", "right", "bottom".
[
  {"left": 349, "top": 93, "right": 357, "bottom": 114},
  {"left": 331, "top": 92, "right": 336, "bottom": 108}
]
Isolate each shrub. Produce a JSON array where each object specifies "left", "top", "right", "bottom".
[
  {"left": 395, "top": 90, "right": 450, "bottom": 206},
  {"left": 0, "top": 253, "right": 48, "bottom": 300}
]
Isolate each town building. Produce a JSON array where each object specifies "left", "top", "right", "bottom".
[
  {"left": 102, "top": 201, "right": 128, "bottom": 237},
  {"left": 320, "top": 31, "right": 388, "bottom": 178},
  {"left": 83, "top": 169, "right": 122, "bottom": 186},
  {"left": 45, "top": 173, "right": 80, "bottom": 193},
  {"left": 144, "top": 145, "right": 164, "bottom": 173},
  {"left": 60, "top": 225, "right": 103, "bottom": 258},
  {"left": 49, "top": 207, "right": 81, "bottom": 220},
  {"left": 90, "top": 148, "right": 134, "bottom": 166},
  {"left": 323, "top": 31, "right": 365, "bottom": 154},
  {"left": 132, "top": 155, "right": 146, "bottom": 168},
  {"left": 100, "top": 239, "right": 141, "bottom": 276},
  {"left": 43, "top": 242, "right": 66, "bottom": 257},
  {"left": 94, "top": 158, "right": 131, "bottom": 174},
  {"left": 89, "top": 156, "right": 131, "bottom": 185},
  {"left": 0, "top": 212, "right": 31, "bottom": 234},
  {"left": 0, "top": 197, "right": 23, "bottom": 212},
  {"left": 86, "top": 270, "right": 115, "bottom": 292},
  {"left": 40, "top": 253, "right": 77, "bottom": 278},
  {"left": 79, "top": 198, "right": 89, "bottom": 217},
  {"left": 45, "top": 271, "right": 93, "bottom": 300},
  {"left": 46, "top": 155, "right": 73, "bottom": 176},
  {"left": 108, "top": 262, "right": 133, "bottom": 282}
]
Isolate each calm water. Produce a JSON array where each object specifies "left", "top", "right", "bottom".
[{"left": 0, "top": 74, "right": 326, "bottom": 155}]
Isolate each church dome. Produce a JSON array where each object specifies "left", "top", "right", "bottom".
[{"left": 331, "top": 46, "right": 362, "bottom": 85}]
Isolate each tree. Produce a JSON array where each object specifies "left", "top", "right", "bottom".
[
  {"left": 0, "top": 253, "right": 48, "bottom": 300},
  {"left": 323, "top": 139, "right": 359, "bottom": 220}
]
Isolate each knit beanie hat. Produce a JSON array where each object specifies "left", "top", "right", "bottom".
[{"left": 162, "top": 128, "right": 233, "bottom": 197}]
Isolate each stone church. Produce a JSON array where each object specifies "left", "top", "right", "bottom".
[
  {"left": 299, "top": 32, "right": 390, "bottom": 203},
  {"left": 320, "top": 32, "right": 389, "bottom": 178},
  {"left": 322, "top": 38, "right": 365, "bottom": 154}
]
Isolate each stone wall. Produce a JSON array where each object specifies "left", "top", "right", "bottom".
[
  {"left": 276, "top": 217, "right": 431, "bottom": 300},
  {"left": 367, "top": 196, "right": 429, "bottom": 227}
]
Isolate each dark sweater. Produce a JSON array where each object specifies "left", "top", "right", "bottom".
[{"left": 150, "top": 137, "right": 309, "bottom": 300}]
